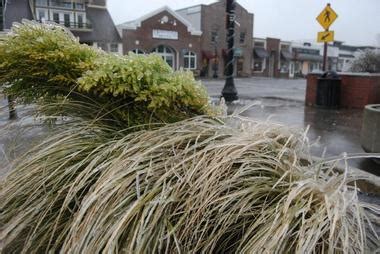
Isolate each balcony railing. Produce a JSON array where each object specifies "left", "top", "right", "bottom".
[
  {"left": 39, "top": 19, "right": 92, "bottom": 30},
  {"left": 35, "top": 0, "right": 85, "bottom": 10}
]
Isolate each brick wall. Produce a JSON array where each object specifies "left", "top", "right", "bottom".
[
  {"left": 264, "top": 38, "right": 280, "bottom": 78},
  {"left": 306, "top": 73, "right": 380, "bottom": 108},
  {"left": 123, "top": 10, "right": 201, "bottom": 72},
  {"left": 202, "top": 1, "right": 253, "bottom": 77}
]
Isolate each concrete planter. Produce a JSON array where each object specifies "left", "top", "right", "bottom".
[{"left": 361, "top": 104, "right": 380, "bottom": 158}]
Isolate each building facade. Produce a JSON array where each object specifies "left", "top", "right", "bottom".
[
  {"left": 1, "top": 0, "right": 121, "bottom": 53},
  {"left": 177, "top": 1, "right": 254, "bottom": 78},
  {"left": 252, "top": 37, "right": 293, "bottom": 78},
  {"left": 118, "top": 6, "right": 202, "bottom": 73}
]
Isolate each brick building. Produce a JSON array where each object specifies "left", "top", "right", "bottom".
[
  {"left": 1, "top": 0, "right": 122, "bottom": 53},
  {"left": 118, "top": 1, "right": 254, "bottom": 77},
  {"left": 117, "top": 6, "right": 202, "bottom": 73},
  {"left": 177, "top": 1, "right": 254, "bottom": 78},
  {"left": 253, "top": 37, "right": 293, "bottom": 78}
]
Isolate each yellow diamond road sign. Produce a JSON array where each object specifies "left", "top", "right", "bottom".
[
  {"left": 316, "top": 4, "right": 338, "bottom": 30},
  {"left": 317, "top": 31, "right": 334, "bottom": 43}
]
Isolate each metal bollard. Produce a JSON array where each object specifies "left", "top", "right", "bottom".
[{"left": 8, "top": 95, "right": 17, "bottom": 119}]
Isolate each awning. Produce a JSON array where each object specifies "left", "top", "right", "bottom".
[
  {"left": 281, "top": 51, "right": 293, "bottom": 60},
  {"left": 202, "top": 50, "right": 214, "bottom": 60},
  {"left": 253, "top": 47, "right": 269, "bottom": 59},
  {"left": 295, "top": 53, "right": 323, "bottom": 62}
]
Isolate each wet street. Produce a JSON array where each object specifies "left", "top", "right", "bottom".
[{"left": 202, "top": 77, "right": 380, "bottom": 176}]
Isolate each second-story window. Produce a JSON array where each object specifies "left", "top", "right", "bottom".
[
  {"left": 53, "top": 12, "right": 60, "bottom": 23},
  {"left": 64, "top": 13, "right": 70, "bottom": 27},
  {"left": 77, "top": 14, "right": 84, "bottom": 28},
  {"left": 50, "top": 1, "right": 73, "bottom": 9},
  {"left": 240, "top": 32, "right": 246, "bottom": 44},
  {"left": 75, "top": 3, "right": 85, "bottom": 10},
  {"left": 211, "top": 31, "right": 218, "bottom": 43},
  {"left": 36, "top": 0, "right": 48, "bottom": 6}
]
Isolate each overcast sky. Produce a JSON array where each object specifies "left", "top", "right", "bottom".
[{"left": 108, "top": 0, "right": 380, "bottom": 46}]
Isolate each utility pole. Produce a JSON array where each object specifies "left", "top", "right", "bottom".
[{"left": 221, "top": 0, "right": 238, "bottom": 102}]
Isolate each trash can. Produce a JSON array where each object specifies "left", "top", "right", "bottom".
[{"left": 316, "top": 71, "right": 341, "bottom": 108}]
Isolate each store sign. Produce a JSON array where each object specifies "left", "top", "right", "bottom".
[{"left": 152, "top": 29, "right": 178, "bottom": 40}]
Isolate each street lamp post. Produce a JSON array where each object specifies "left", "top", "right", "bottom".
[
  {"left": 221, "top": 0, "right": 238, "bottom": 102},
  {"left": 213, "top": 36, "right": 218, "bottom": 78}
]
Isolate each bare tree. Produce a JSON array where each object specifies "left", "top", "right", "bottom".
[{"left": 350, "top": 49, "right": 380, "bottom": 73}]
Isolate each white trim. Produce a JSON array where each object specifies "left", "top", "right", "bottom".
[
  {"left": 117, "top": 6, "right": 202, "bottom": 36},
  {"left": 86, "top": 4, "right": 107, "bottom": 9}
]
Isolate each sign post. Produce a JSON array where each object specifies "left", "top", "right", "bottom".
[{"left": 316, "top": 3, "right": 338, "bottom": 71}]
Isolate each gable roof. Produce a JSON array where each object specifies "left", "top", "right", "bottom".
[{"left": 117, "top": 6, "right": 202, "bottom": 36}]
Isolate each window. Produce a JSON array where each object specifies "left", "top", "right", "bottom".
[
  {"left": 253, "top": 59, "right": 264, "bottom": 72},
  {"left": 98, "top": 43, "right": 108, "bottom": 51},
  {"left": 50, "top": 1, "right": 72, "bottom": 9},
  {"left": 239, "top": 32, "right": 246, "bottom": 44},
  {"left": 36, "top": 0, "right": 48, "bottom": 6},
  {"left": 184, "top": 51, "right": 197, "bottom": 70},
  {"left": 131, "top": 49, "right": 144, "bottom": 55},
  {"left": 110, "top": 43, "right": 119, "bottom": 53},
  {"left": 152, "top": 46, "right": 175, "bottom": 69},
  {"left": 280, "top": 63, "right": 289, "bottom": 73},
  {"left": 77, "top": 14, "right": 84, "bottom": 28},
  {"left": 211, "top": 31, "right": 218, "bottom": 43},
  {"left": 53, "top": 13, "right": 60, "bottom": 24},
  {"left": 37, "top": 9, "right": 47, "bottom": 21},
  {"left": 75, "top": 3, "right": 85, "bottom": 10},
  {"left": 64, "top": 13, "right": 70, "bottom": 27}
]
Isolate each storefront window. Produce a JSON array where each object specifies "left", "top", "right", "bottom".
[
  {"left": 280, "top": 63, "right": 289, "bottom": 73},
  {"left": 254, "top": 59, "right": 264, "bottom": 72},
  {"left": 131, "top": 49, "right": 144, "bottom": 55},
  {"left": 184, "top": 51, "right": 197, "bottom": 70},
  {"left": 152, "top": 46, "right": 175, "bottom": 69}
]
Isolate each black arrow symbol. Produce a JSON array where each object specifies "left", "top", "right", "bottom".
[{"left": 321, "top": 33, "right": 330, "bottom": 40}]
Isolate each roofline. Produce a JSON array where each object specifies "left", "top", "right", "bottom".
[
  {"left": 117, "top": 5, "right": 202, "bottom": 36},
  {"left": 175, "top": 4, "right": 204, "bottom": 12}
]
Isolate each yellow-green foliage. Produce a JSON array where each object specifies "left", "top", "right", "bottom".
[
  {"left": 0, "top": 21, "right": 211, "bottom": 126},
  {"left": 78, "top": 53, "right": 210, "bottom": 123},
  {"left": 0, "top": 21, "right": 98, "bottom": 102}
]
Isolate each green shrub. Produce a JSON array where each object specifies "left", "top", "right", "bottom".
[{"left": 0, "top": 21, "right": 212, "bottom": 127}]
